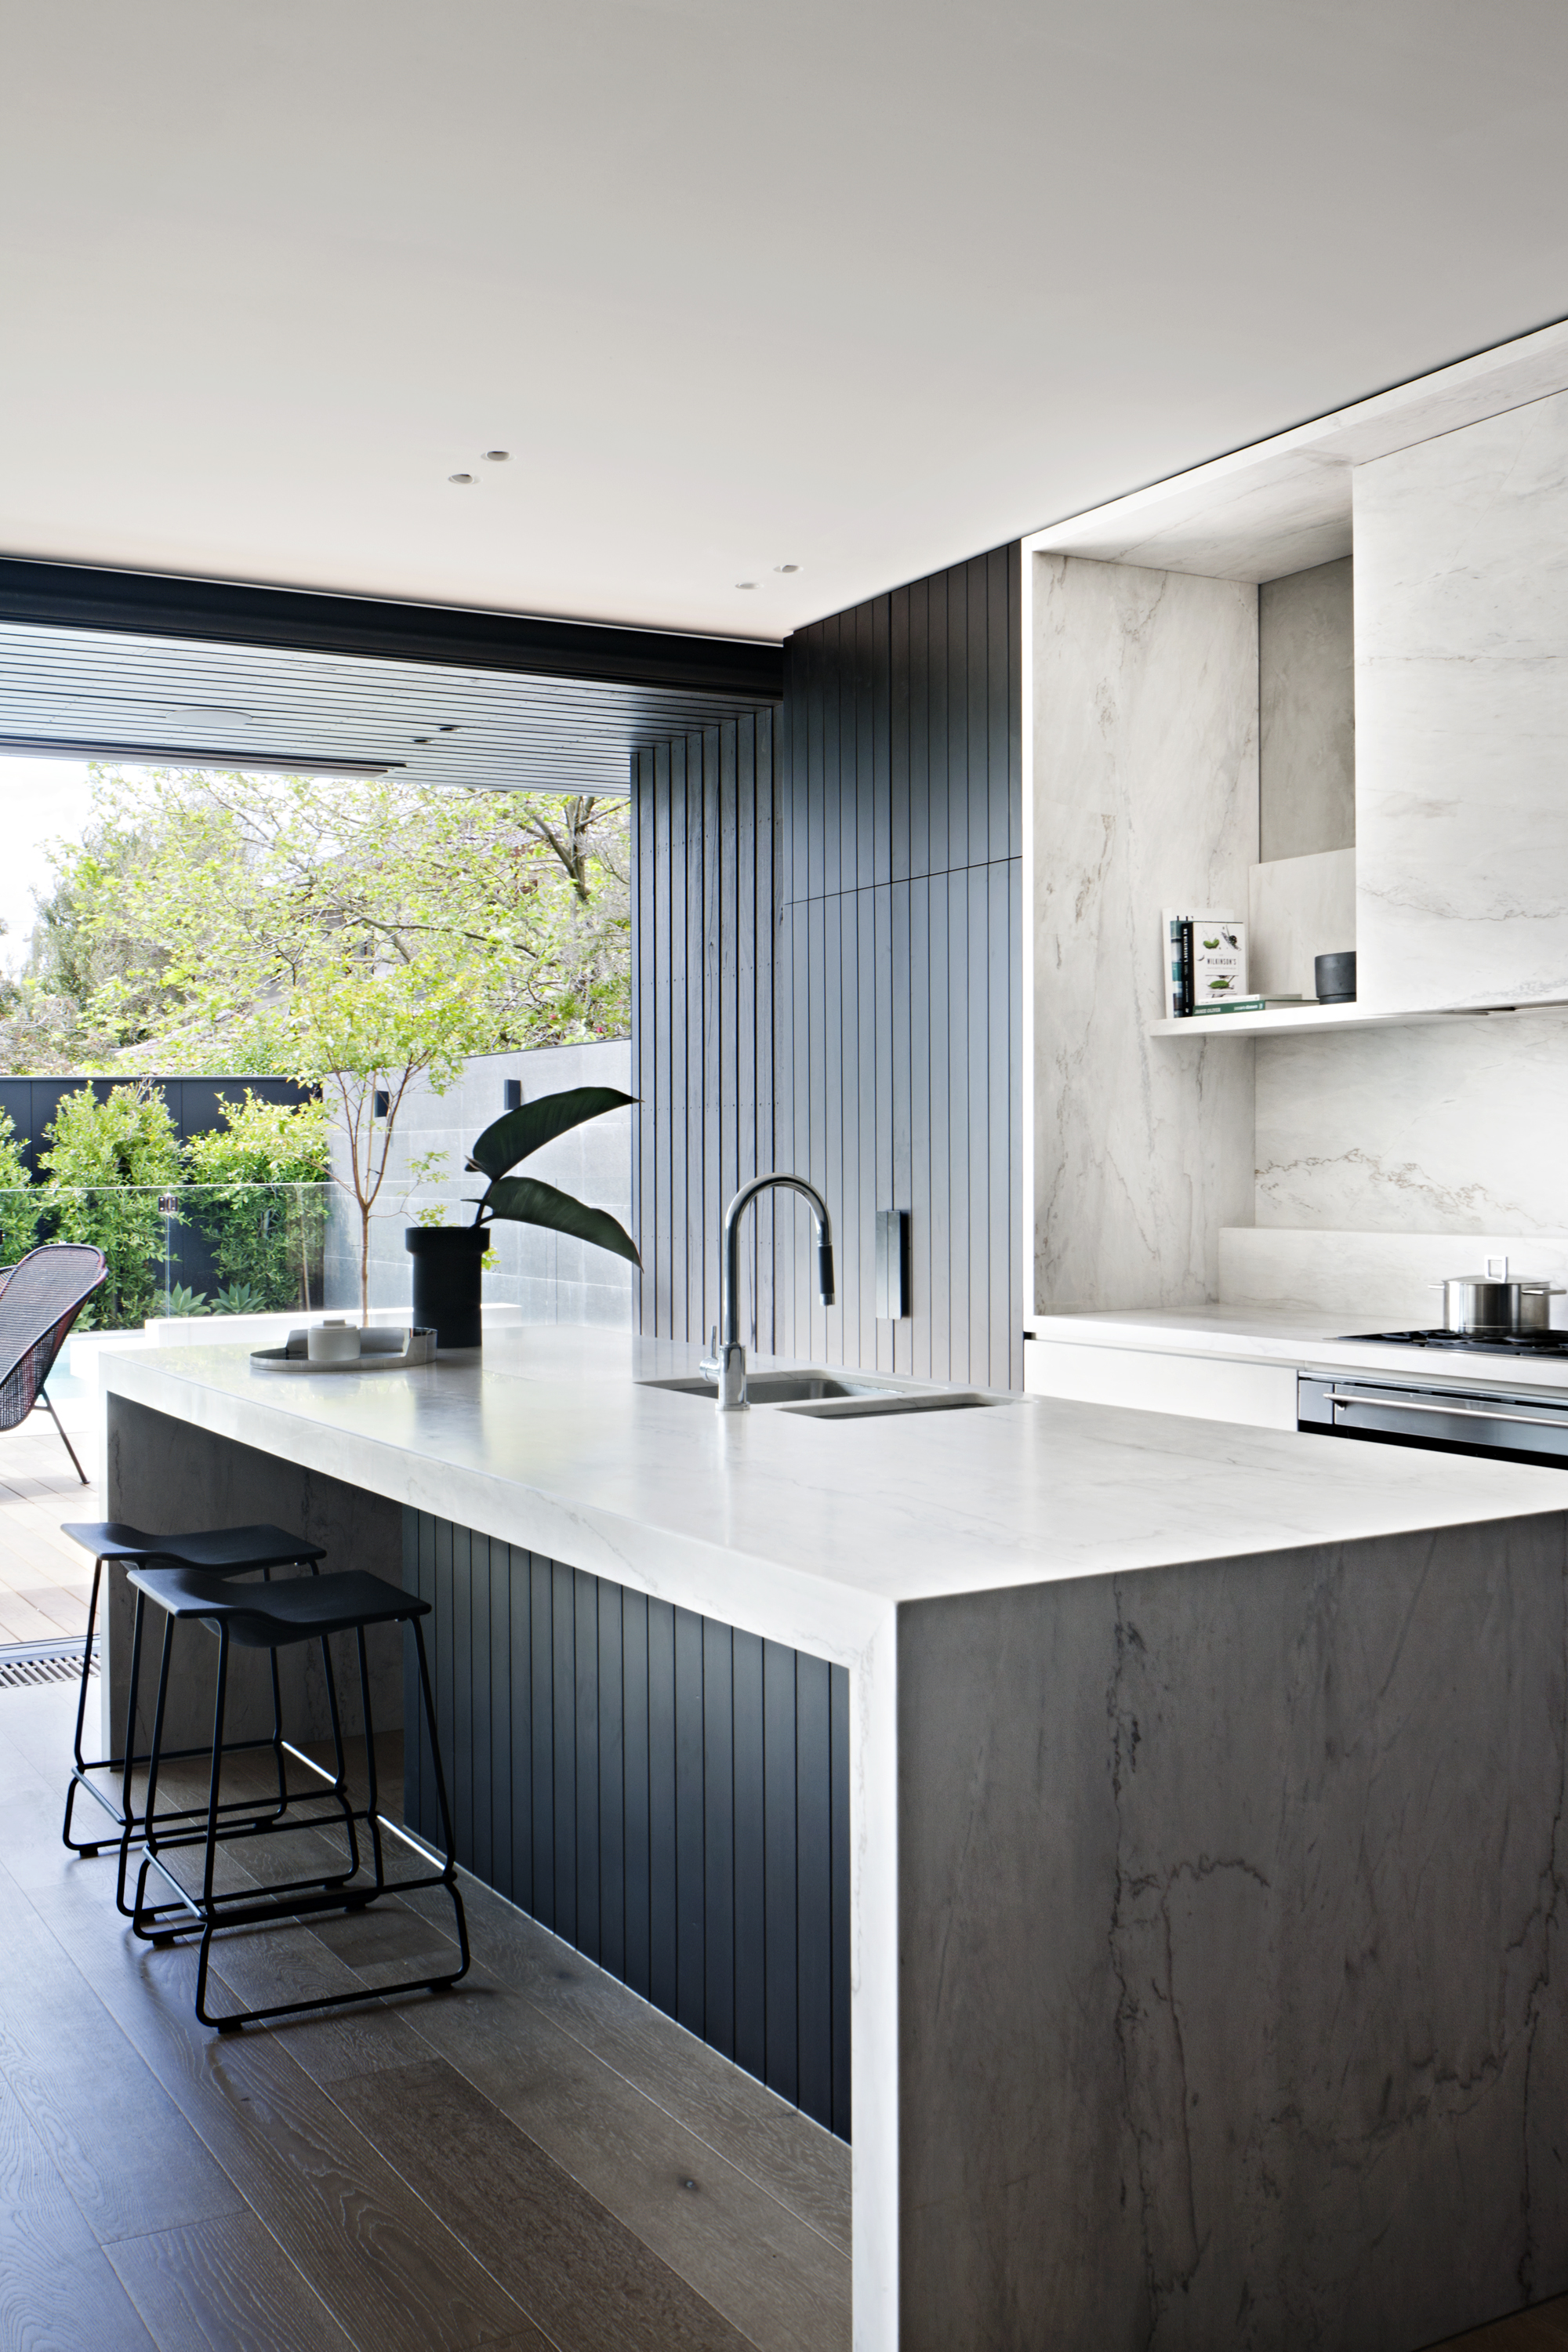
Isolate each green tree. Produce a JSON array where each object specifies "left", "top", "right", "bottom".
[
  {"left": 0, "top": 1106, "right": 41, "bottom": 1265},
  {"left": 40, "top": 1083, "right": 182, "bottom": 1328},
  {"left": 260, "top": 958, "right": 510, "bottom": 1322},
  {"left": 20, "top": 766, "right": 632, "bottom": 1314},
  {"left": 183, "top": 1092, "right": 332, "bottom": 1312}
]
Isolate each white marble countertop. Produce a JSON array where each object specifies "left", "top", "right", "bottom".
[
  {"left": 100, "top": 1325, "right": 1568, "bottom": 1661},
  {"left": 1029, "top": 1303, "right": 1568, "bottom": 1396}
]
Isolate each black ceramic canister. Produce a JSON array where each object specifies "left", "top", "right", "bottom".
[
  {"left": 1314, "top": 950, "right": 1356, "bottom": 1004},
  {"left": 405, "top": 1225, "right": 488, "bottom": 1349}
]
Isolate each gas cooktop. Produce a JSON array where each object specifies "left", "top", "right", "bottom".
[{"left": 1339, "top": 1329, "right": 1568, "bottom": 1356}]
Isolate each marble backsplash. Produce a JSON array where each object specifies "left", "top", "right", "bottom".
[
  {"left": 1254, "top": 1005, "right": 1568, "bottom": 1233},
  {"left": 1221, "top": 1227, "right": 1568, "bottom": 1324},
  {"left": 1222, "top": 1000, "right": 1568, "bottom": 1317}
]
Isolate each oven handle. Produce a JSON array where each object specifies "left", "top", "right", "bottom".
[{"left": 1326, "top": 1390, "right": 1568, "bottom": 1433}]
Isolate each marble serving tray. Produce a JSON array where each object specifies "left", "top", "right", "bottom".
[{"left": 252, "top": 1327, "right": 437, "bottom": 1374}]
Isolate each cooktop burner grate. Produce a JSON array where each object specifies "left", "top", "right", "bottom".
[{"left": 1338, "top": 1329, "right": 1568, "bottom": 1355}]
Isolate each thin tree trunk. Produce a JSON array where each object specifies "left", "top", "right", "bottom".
[{"left": 360, "top": 1197, "right": 371, "bottom": 1326}]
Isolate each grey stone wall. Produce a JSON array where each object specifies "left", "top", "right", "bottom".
[{"left": 324, "top": 1039, "right": 633, "bottom": 1328}]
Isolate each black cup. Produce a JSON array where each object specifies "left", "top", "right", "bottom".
[{"left": 1314, "top": 951, "right": 1356, "bottom": 1004}]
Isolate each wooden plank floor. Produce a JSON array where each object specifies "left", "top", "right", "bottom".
[
  {"left": 2, "top": 1398, "right": 1564, "bottom": 2352},
  {"left": 0, "top": 1668, "right": 851, "bottom": 2351}
]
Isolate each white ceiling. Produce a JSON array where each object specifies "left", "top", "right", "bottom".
[{"left": 4, "top": 0, "right": 1567, "bottom": 641}]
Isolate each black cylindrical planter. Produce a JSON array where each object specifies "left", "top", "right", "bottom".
[
  {"left": 405, "top": 1225, "right": 488, "bottom": 1350},
  {"left": 1314, "top": 950, "right": 1357, "bottom": 1004}
]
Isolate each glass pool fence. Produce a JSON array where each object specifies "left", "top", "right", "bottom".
[{"left": 0, "top": 1181, "right": 349, "bottom": 1330}]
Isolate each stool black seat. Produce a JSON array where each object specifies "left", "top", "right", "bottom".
[
  {"left": 124, "top": 1559, "right": 468, "bottom": 2032},
  {"left": 144, "top": 1564, "right": 422, "bottom": 1646},
  {"left": 63, "top": 1520, "right": 329, "bottom": 1573},
  {"left": 60, "top": 1519, "right": 326, "bottom": 1864}
]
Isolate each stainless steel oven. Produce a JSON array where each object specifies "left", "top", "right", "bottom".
[{"left": 1298, "top": 1372, "right": 1568, "bottom": 1468}]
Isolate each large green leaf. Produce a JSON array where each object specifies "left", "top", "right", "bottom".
[
  {"left": 470, "top": 1087, "right": 635, "bottom": 1181},
  {"left": 483, "top": 1175, "right": 641, "bottom": 1268}
]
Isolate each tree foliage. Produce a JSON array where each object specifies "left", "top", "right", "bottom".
[
  {"left": 39, "top": 1083, "right": 183, "bottom": 1328},
  {"left": 0, "top": 1106, "right": 40, "bottom": 1265},
  {"left": 184, "top": 1092, "right": 332, "bottom": 1311},
  {"left": 2, "top": 767, "right": 632, "bottom": 1314}
]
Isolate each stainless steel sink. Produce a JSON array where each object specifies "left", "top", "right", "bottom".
[
  {"left": 783, "top": 1390, "right": 1007, "bottom": 1420},
  {"left": 640, "top": 1369, "right": 1011, "bottom": 1416},
  {"left": 641, "top": 1370, "right": 874, "bottom": 1404}
]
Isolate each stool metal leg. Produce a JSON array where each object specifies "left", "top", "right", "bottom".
[
  {"left": 130, "top": 1614, "right": 186, "bottom": 1940},
  {"left": 183, "top": 1613, "right": 468, "bottom": 2032},
  {"left": 312, "top": 1634, "right": 362, "bottom": 1881},
  {"left": 356, "top": 1626, "right": 387, "bottom": 1893},
  {"left": 67, "top": 1541, "right": 328, "bottom": 1871},
  {"left": 61, "top": 1555, "right": 110, "bottom": 1855},
  {"left": 114, "top": 1589, "right": 149, "bottom": 1915},
  {"left": 191, "top": 1628, "right": 232, "bottom": 2005},
  {"left": 412, "top": 1618, "right": 463, "bottom": 1902}
]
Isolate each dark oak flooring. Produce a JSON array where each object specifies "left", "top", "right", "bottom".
[
  {"left": 5, "top": 1670, "right": 1568, "bottom": 2351},
  {"left": 0, "top": 1675, "right": 849, "bottom": 2352}
]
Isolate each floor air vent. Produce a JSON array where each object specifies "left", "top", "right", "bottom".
[{"left": 0, "top": 1641, "right": 96, "bottom": 1690}]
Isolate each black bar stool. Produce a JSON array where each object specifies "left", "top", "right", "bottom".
[
  {"left": 60, "top": 1520, "right": 325, "bottom": 1867},
  {"left": 123, "top": 1560, "right": 469, "bottom": 2031}
]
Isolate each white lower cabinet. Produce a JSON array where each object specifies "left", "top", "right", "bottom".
[{"left": 1023, "top": 1338, "right": 1300, "bottom": 1432}]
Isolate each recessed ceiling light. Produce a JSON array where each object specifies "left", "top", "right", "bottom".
[
  {"left": 437, "top": 724, "right": 458, "bottom": 733},
  {"left": 736, "top": 581, "right": 757, "bottom": 590},
  {"left": 413, "top": 736, "right": 431, "bottom": 744},
  {"left": 775, "top": 564, "right": 800, "bottom": 574},
  {"left": 483, "top": 449, "right": 510, "bottom": 463},
  {"left": 448, "top": 472, "right": 474, "bottom": 485}
]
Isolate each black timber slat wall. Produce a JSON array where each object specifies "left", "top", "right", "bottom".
[
  {"left": 404, "top": 1511, "right": 853, "bottom": 2140},
  {"left": 630, "top": 543, "right": 1023, "bottom": 1389},
  {"left": 630, "top": 713, "right": 780, "bottom": 1345}
]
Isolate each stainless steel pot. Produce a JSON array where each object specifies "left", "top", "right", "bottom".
[
  {"left": 1436, "top": 1276, "right": 1520, "bottom": 1332},
  {"left": 1519, "top": 1281, "right": 1565, "bottom": 1331},
  {"left": 1432, "top": 1260, "right": 1565, "bottom": 1333}
]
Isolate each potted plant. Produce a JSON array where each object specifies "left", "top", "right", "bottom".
[{"left": 405, "top": 1085, "right": 639, "bottom": 1348}]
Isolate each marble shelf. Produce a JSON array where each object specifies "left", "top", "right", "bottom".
[{"left": 1147, "top": 1000, "right": 1515, "bottom": 1038}]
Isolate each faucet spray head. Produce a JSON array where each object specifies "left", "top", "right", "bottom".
[{"left": 818, "top": 1242, "right": 836, "bottom": 1306}]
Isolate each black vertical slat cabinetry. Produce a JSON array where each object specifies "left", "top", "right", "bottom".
[
  {"left": 404, "top": 1510, "right": 852, "bottom": 2143},
  {"left": 630, "top": 541, "right": 1023, "bottom": 1391}
]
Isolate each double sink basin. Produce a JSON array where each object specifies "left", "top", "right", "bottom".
[{"left": 641, "top": 1369, "right": 1007, "bottom": 1421}]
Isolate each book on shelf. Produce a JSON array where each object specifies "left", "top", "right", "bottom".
[
  {"left": 1160, "top": 909, "right": 1247, "bottom": 1016},
  {"left": 1188, "top": 993, "right": 1308, "bottom": 1018}
]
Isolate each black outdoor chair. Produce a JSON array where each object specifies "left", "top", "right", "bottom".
[{"left": 0, "top": 1243, "right": 107, "bottom": 1484}]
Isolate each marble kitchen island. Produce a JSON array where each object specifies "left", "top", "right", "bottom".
[{"left": 100, "top": 1326, "right": 1568, "bottom": 2351}]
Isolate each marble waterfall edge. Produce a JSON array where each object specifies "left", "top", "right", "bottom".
[{"left": 898, "top": 1516, "right": 1568, "bottom": 2350}]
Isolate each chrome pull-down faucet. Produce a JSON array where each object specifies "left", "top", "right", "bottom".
[{"left": 699, "top": 1174, "right": 836, "bottom": 1410}]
